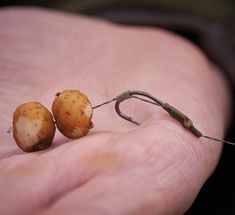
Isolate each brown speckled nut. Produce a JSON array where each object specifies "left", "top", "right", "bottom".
[
  {"left": 13, "top": 102, "right": 56, "bottom": 152},
  {"left": 52, "top": 90, "right": 93, "bottom": 139}
]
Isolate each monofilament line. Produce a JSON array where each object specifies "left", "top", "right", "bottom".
[{"left": 202, "top": 135, "right": 235, "bottom": 146}]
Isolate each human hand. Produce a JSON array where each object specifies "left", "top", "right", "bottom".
[{"left": 0, "top": 8, "right": 231, "bottom": 215}]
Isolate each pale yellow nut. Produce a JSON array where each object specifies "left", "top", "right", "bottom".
[
  {"left": 13, "top": 102, "right": 56, "bottom": 152},
  {"left": 52, "top": 90, "right": 93, "bottom": 139}
]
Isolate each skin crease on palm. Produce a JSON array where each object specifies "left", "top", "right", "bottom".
[{"left": 0, "top": 7, "right": 232, "bottom": 215}]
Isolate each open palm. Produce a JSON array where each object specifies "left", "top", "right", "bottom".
[{"left": 0, "top": 8, "right": 230, "bottom": 215}]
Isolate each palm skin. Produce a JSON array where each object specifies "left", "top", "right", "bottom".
[{"left": 0, "top": 8, "right": 231, "bottom": 215}]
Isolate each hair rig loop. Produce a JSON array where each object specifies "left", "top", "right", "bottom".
[{"left": 93, "top": 90, "right": 235, "bottom": 146}]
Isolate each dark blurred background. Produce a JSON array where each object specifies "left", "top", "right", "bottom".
[
  {"left": 0, "top": 0, "right": 234, "bottom": 39},
  {"left": 0, "top": 1, "right": 235, "bottom": 214},
  {"left": 0, "top": 0, "right": 234, "bottom": 20}
]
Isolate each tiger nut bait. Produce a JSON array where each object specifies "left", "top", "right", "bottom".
[
  {"left": 52, "top": 90, "right": 93, "bottom": 139},
  {"left": 13, "top": 102, "right": 56, "bottom": 152}
]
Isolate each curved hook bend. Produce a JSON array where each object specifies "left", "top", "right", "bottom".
[{"left": 114, "top": 90, "right": 164, "bottom": 125}]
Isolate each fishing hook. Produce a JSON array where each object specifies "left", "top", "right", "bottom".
[{"left": 93, "top": 90, "right": 235, "bottom": 146}]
